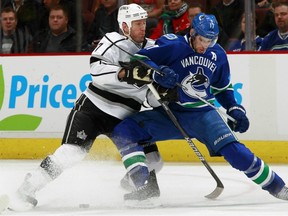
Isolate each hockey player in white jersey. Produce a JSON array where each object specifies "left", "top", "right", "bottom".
[{"left": 4, "top": 3, "right": 167, "bottom": 212}]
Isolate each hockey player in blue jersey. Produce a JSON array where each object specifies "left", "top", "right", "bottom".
[
  {"left": 259, "top": 2, "right": 288, "bottom": 51},
  {"left": 113, "top": 12, "right": 288, "bottom": 205}
]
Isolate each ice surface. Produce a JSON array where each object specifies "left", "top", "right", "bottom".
[{"left": 0, "top": 159, "right": 287, "bottom": 215}]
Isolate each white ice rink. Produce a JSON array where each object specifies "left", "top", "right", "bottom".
[{"left": 0, "top": 159, "right": 288, "bottom": 216}]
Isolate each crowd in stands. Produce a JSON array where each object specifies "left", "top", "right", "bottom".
[{"left": 1, "top": 0, "right": 288, "bottom": 54}]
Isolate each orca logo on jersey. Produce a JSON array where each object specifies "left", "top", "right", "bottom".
[{"left": 182, "top": 67, "right": 210, "bottom": 98}]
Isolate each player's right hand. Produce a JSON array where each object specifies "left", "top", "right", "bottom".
[{"left": 152, "top": 66, "right": 179, "bottom": 89}]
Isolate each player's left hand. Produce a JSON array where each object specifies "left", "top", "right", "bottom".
[
  {"left": 153, "top": 66, "right": 178, "bottom": 89},
  {"left": 119, "top": 61, "right": 153, "bottom": 87},
  {"left": 227, "top": 105, "right": 249, "bottom": 133}
]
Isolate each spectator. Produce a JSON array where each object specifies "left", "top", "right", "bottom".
[
  {"left": 256, "top": 0, "right": 272, "bottom": 8},
  {"left": 259, "top": 1, "right": 288, "bottom": 50},
  {"left": 150, "top": 0, "right": 190, "bottom": 39},
  {"left": 256, "top": 1, "right": 277, "bottom": 37},
  {"left": 39, "top": 0, "right": 78, "bottom": 33},
  {"left": 128, "top": 0, "right": 165, "bottom": 37},
  {"left": 227, "top": 14, "right": 263, "bottom": 51},
  {"left": 32, "top": 5, "right": 87, "bottom": 53},
  {"left": 86, "top": 0, "right": 118, "bottom": 51},
  {"left": 1, "top": 0, "right": 10, "bottom": 6},
  {"left": 2, "top": 0, "right": 46, "bottom": 37},
  {"left": 187, "top": 1, "right": 203, "bottom": 23},
  {"left": 0, "top": 7, "right": 32, "bottom": 53},
  {"left": 210, "top": 0, "right": 245, "bottom": 50},
  {"left": 82, "top": 0, "right": 99, "bottom": 36}
]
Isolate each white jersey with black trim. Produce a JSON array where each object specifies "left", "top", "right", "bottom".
[{"left": 84, "top": 32, "right": 155, "bottom": 120}]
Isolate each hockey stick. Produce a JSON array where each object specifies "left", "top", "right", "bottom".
[
  {"left": 102, "top": 34, "right": 236, "bottom": 123},
  {"left": 147, "top": 83, "right": 224, "bottom": 199}
]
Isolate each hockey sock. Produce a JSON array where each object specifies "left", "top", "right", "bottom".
[
  {"left": 121, "top": 146, "right": 149, "bottom": 188},
  {"left": 40, "top": 144, "right": 88, "bottom": 179},
  {"left": 244, "top": 156, "right": 285, "bottom": 194},
  {"left": 219, "top": 142, "right": 285, "bottom": 194},
  {"left": 40, "top": 156, "right": 63, "bottom": 180},
  {"left": 129, "top": 165, "right": 150, "bottom": 188}
]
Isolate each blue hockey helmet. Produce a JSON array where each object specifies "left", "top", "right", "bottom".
[{"left": 191, "top": 13, "right": 219, "bottom": 47}]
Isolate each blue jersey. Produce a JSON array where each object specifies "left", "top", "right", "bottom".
[
  {"left": 259, "top": 29, "right": 288, "bottom": 51},
  {"left": 228, "top": 36, "right": 263, "bottom": 52},
  {"left": 136, "top": 33, "right": 234, "bottom": 109}
]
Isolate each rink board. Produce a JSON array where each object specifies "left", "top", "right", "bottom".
[
  {"left": 0, "top": 138, "right": 288, "bottom": 163},
  {"left": 1, "top": 54, "right": 288, "bottom": 163}
]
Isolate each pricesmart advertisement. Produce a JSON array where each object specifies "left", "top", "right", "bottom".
[
  {"left": 1, "top": 54, "right": 288, "bottom": 141},
  {"left": 0, "top": 55, "right": 91, "bottom": 138}
]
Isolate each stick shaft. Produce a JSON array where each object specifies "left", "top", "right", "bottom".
[{"left": 148, "top": 84, "right": 224, "bottom": 198}]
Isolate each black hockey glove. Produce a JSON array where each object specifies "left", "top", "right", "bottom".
[
  {"left": 119, "top": 61, "right": 153, "bottom": 87},
  {"left": 153, "top": 83, "right": 178, "bottom": 102},
  {"left": 227, "top": 105, "right": 250, "bottom": 133}
]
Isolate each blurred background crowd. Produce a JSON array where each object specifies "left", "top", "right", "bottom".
[{"left": 0, "top": 0, "right": 287, "bottom": 54}]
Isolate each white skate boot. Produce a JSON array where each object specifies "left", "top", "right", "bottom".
[
  {"left": 8, "top": 173, "right": 38, "bottom": 211},
  {"left": 0, "top": 194, "right": 9, "bottom": 213}
]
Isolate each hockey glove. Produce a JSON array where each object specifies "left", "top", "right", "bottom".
[
  {"left": 227, "top": 105, "right": 250, "bottom": 133},
  {"left": 153, "top": 83, "right": 178, "bottom": 102},
  {"left": 152, "top": 66, "right": 179, "bottom": 89},
  {"left": 119, "top": 61, "right": 153, "bottom": 87}
]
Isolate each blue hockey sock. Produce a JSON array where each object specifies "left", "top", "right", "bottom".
[
  {"left": 244, "top": 156, "right": 285, "bottom": 194},
  {"left": 220, "top": 142, "right": 285, "bottom": 194},
  {"left": 120, "top": 144, "right": 149, "bottom": 188},
  {"left": 129, "top": 165, "right": 150, "bottom": 188}
]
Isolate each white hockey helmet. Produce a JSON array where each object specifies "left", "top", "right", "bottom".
[{"left": 117, "top": 3, "right": 148, "bottom": 35}]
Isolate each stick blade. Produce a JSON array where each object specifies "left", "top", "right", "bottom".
[{"left": 204, "top": 186, "right": 224, "bottom": 199}]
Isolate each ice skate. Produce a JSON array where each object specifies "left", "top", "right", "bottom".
[
  {"left": 271, "top": 186, "right": 288, "bottom": 200},
  {"left": 0, "top": 194, "right": 9, "bottom": 213},
  {"left": 120, "top": 173, "right": 135, "bottom": 191},
  {"left": 8, "top": 173, "right": 38, "bottom": 211},
  {"left": 8, "top": 190, "right": 37, "bottom": 212},
  {"left": 124, "top": 170, "right": 161, "bottom": 208}
]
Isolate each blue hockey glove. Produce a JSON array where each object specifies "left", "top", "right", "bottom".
[
  {"left": 227, "top": 105, "right": 250, "bottom": 133},
  {"left": 152, "top": 66, "right": 179, "bottom": 89}
]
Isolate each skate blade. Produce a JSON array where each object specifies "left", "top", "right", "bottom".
[
  {"left": 0, "top": 194, "right": 9, "bottom": 213},
  {"left": 7, "top": 192, "right": 35, "bottom": 212},
  {"left": 124, "top": 197, "right": 161, "bottom": 209}
]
